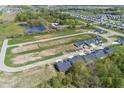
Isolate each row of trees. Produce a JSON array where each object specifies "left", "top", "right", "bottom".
[
  {"left": 15, "top": 9, "right": 84, "bottom": 27},
  {"left": 15, "top": 11, "right": 40, "bottom": 22},
  {"left": 15, "top": 11, "right": 43, "bottom": 26},
  {"left": 36, "top": 45, "right": 124, "bottom": 88}
]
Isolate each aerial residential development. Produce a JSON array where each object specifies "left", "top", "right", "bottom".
[{"left": 0, "top": 5, "right": 124, "bottom": 88}]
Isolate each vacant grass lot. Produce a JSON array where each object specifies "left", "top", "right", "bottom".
[
  {"left": 0, "top": 13, "right": 16, "bottom": 22},
  {"left": 109, "top": 36, "right": 124, "bottom": 41},
  {"left": 0, "top": 23, "right": 24, "bottom": 48},
  {"left": 0, "top": 64, "right": 57, "bottom": 88},
  {"left": 113, "top": 44, "right": 124, "bottom": 51},
  {"left": 8, "top": 28, "right": 95, "bottom": 45},
  {"left": 0, "top": 40, "right": 3, "bottom": 48}
]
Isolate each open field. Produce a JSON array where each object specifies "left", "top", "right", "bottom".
[
  {"left": 0, "top": 23, "right": 24, "bottom": 37},
  {"left": 0, "top": 23, "right": 24, "bottom": 48},
  {"left": 0, "top": 40, "right": 3, "bottom": 48},
  {"left": 109, "top": 35, "right": 124, "bottom": 41},
  {"left": 112, "top": 44, "right": 124, "bottom": 55},
  {"left": 0, "top": 13, "right": 16, "bottom": 22},
  {"left": 8, "top": 28, "right": 95, "bottom": 45},
  {"left": 0, "top": 64, "right": 57, "bottom": 88}
]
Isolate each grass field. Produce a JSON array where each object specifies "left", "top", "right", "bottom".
[
  {"left": 0, "top": 23, "right": 24, "bottom": 48},
  {"left": 113, "top": 45, "right": 124, "bottom": 55},
  {"left": 0, "top": 13, "right": 16, "bottom": 22},
  {"left": 0, "top": 40, "right": 3, "bottom": 48},
  {"left": 0, "top": 64, "right": 57, "bottom": 88},
  {"left": 0, "top": 12, "right": 24, "bottom": 48},
  {"left": 0, "top": 23, "right": 24, "bottom": 37},
  {"left": 109, "top": 36, "right": 124, "bottom": 41},
  {"left": 8, "top": 28, "right": 95, "bottom": 45}
]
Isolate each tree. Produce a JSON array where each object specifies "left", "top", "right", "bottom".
[
  {"left": 15, "top": 11, "right": 40, "bottom": 22},
  {"left": 62, "top": 73, "right": 73, "bottom": 87},
  {"left": 49, "top": 77, "right": 62, "bottom": 88},
  {"left": 49, "top": 73, "right": 64, "bottom": 88},
  {"left": 69, "top": 62, "right": 90, "bottom": 87},
  {"left": 112, "top": 78, "right": 124, "bottom": 88},
  {"left": 100, "top": 77, "right": 113, "bottom": 88},
  {"left": 96, "top": 58, "right": 121, "bottom": 77}
]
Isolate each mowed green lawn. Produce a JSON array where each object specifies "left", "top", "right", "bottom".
[
  {"left": 0, "top": 23, "right": 24, "bottom": 47},
  {"left": 109, "top": 36, "right": 124, "bottom": 41},
  {"left": 0, "top": 40, "right": 3, "bottom": 47}
]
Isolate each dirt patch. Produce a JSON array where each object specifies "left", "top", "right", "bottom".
[
  {"left": 12, "top": 49, "right": 57, "bottom": 64},
  {"left": 39, "top": 49, "right": 57, "bottom": 57},
  {"left": 12, "top": 52, "right": 42, "bottom": 64},
  {"left": 12, "top": 37, "right": 72, "bottom": 54},
  {"left": 57, "top": 44, "right": 78, "bottom": 52},
  {"left": 12, "top": 44, "right": 39, "bottom": 54},
  {"left": 11, "top": 42, "right": 77, "bottom": 65}
]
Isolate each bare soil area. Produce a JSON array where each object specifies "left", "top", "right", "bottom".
[
  {"left": 57, "top": 44, "right": 78, "bottom": 53},
  {"left": 12, "top": 52, "right": 42, "bottom": 64},
  {"left": 39, "top": 49, "right": 57, "bottom": 57},
  {"left": 12, "top": 48, "right": 57, "bottom": 64},
  {"left": 12, "top": 44, "right": 39, "bottom": 54},
  {"left": 10, "top": 39, "right": 77, "bottom": 65}
]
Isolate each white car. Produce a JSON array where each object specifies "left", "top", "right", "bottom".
[{"left": 56, "top": 59, "right": 63, "bottom": 63}]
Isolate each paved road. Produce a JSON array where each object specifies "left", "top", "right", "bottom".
[
  {"left": 0, "top": 39, "right": 9, "bottom": 72},
  {"left": 0, "top": 26, "right": 124, "bottom": 72}
]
